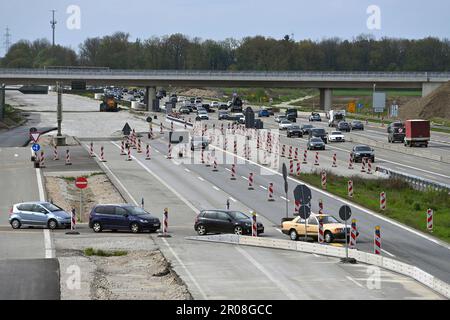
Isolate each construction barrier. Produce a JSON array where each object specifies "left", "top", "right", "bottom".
[
  {"left": 290, "top": 160, "right": 294, "bottom": 175},
  {"left": 349, "top": 219, "right": 357, "bottom": 249},
  {"left": 314, "top": 152, "right": 320, "bottom": 166},
  {"left": 294, "top": 200, "right": 300, "bottom": 215},
  {"left": 303, "top": 150, "right": 308, "bottom": 164},
  {"left": 127, "top": 147, "right": 132, "bottom": 161},
  {"left": 39, "top": 151, "right": 46, "bottom": 168},
  {"left": 427, "top": 209, "right": 433, "bottom": 231},
  {"left": 146, "top": 144, "right": 151, "bottom": 160},
  {"left": 374, "top": 226, "right": 381, "bottom": 255},
  {"left": 348, "top": 180, "right": 354, "bottom": 198},
  {"left": 348, "top": 154, "right": 354, "bottom": 170},
  {"left": 167, "top": 144, "right": 172, "bottom": 159},
  {"left": 268, "top": 183, "right": 275, "bottom": 201},
  {"left": 294, "top": 148, "right": 299, "bottom": 161},
  {"left": 158, "top": 208, "right": 171, "bottom": 238},
  {"left": 380, "top": 192, "right": 386, "bottom": 210},
  {"left": 361, "top": 158, "right": 366, "bottom": 173},
  {"left": 120, "top": 140, "right": 126, "bottom": 155},
  {"left": 231, "top": 164, "right": 236, "bottom": 180},
  {"left": 65, "top": 149, "right": 72, "bottom": 166},
  {"left": 281, "top": 145, "right": 286, "bottom": 158},
  {"left": 100, "top": 146, "right": 106, "bottom": 162},
  {"left": 321, "top": 170, "right": 327, "bottom": 190},
  {"left": 137, "top": 139, "right": 142, "bottom": 154},
  {"left": 288, "top": 146, "right": 292, "bottom": 159},
  {"left": 89, "top": 142, "right": 95, "bottom": 158},
  {"left": 318, "top": 217, "right": 324, "bottom": 244},
  {"left": 53, "top": 145, "right": 59, "bottom": 161},
  {"left": 296, "top": 161, "right": 301, "bottom": 176},
  {"left": 252, "top": 212, "right": 258, "bottom": 237},
  {"left": 318, "top": 199, "right": 324, "bottom": 215},
  {"left": 367, "top": 159, "right": 372, "bottom": 174},
  {"left": 332, "top": 153, "right": 337, "bottom": 168},
  {"left": 248, "top": 173, "right": 254, "bottom": 190},
  {"left": 213, "top": 158, "right": 218, "bottom": 172}
]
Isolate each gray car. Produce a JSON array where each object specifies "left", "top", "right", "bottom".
[{"left": 9, "top": 202, "right": 72, "bottom": 230}]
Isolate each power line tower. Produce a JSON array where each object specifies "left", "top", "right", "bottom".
[
  {"left": 3, "top": 26, "right": 11, "bottom": 55},
  {"left": 50, "top": 10, "right": 57, "bottom": 46}
]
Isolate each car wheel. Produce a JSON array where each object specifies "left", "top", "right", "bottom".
[
  {"left": 92, "top": 222, "right": 102, "bottom": 233},
  {"left": 130, "top": 223, "right": 140, "bottom": 234},
  {"left": 289, "top": 229, "right": 298, "bottom": 241},
  {"left": 197, "top": 224, "right": 207, "bottom": 236},
  {"left": 324, "top": 231, "right": 333, "bottom": 243},
  {"left": 47, "top": 219, "right": 58, "bottom": 230},
  {"left": 234, "top": 226, "right": 243, "bottom": 235},
  {"left": 11, "top": 219, "right": 21, "bottom": 229}
]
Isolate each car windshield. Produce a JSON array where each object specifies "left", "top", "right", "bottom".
[
  {"left": 332, "top": 131, "right": 342, "bottom": 135},
  {"left": 290, "top": 126, "right": 300, "bottom": 129},
  {"left": 303, "top": 125, "right": 313, "bottom": 129},
  {"left": 310, "top": 138, "right": 322, "bottom": 142},
  {"left": 392, "top": 122, "right": 404, "bottom": 127},
  {"left": 41, "top": 203, "right": 64, "bottom": 212},
  {"left": 352, "top": 121, "right": 361, "bottom": 125},
  {"left": 312, "top": 129, "right": 325, "bottom": 134},
  {"left": 320, "top": 216, "right": 340, "bottom": 224},
  {"left": 281, "top": 120, "right": 291, "bottom": 124},
  {"left": 124, "top": 206, "right": 149, "bottom": 216},
  {"left": 355, "top": 146, "right": 372, "bottom": 152},
  {"left": 227, "top": 211, "right": 249, "bottom": 220}
]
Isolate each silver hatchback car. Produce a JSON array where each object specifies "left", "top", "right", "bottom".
[{"left": 9, "top": 202, "right": 72, "bottom": 230}]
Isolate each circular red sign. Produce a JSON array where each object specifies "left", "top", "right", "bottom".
[{"left": 75, "top": 177, "right": 88, "bottom": 189}]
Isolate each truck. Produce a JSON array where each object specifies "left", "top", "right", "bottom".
[
  {"left": 404, "top": 119, "right": 430, "bottom": 148},
  {"left": 229, "top": 95, "right": 243, "bottom": 113},
  {"left": 100, "top": 94, "right": 119, "bottom": 112},
  {"left": 328, "top": 110, "right": 346, "bottom": 127}
]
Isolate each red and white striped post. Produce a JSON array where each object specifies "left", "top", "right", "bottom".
[
  {"left": 126, "top": 147, "right": 132, "bottom": 161},
  {"left": 161, "top": 208, "right": 170, "bottom": 237},
  {"left": 303, "top": 150, "right": 308, "bottom": 164},
  {"left": 267, "top": 183, "right": 275, "bottom": 201},
  {"left": 100, "top": 146, "right": 107, "bottom": 162},
  {"left": 332, "top": 153, "right": 337, "bottom": 168},
  {"left": 145, "top": 144, "right": 151, "bottom": 160},
  {"left": 290, "top": 160, "right": 294, "bottom": 175},
  {"left": 160, "top": 123, "right": 163, "bottom": 134},
  {"left": 349, "top": 219, "right": 357, "bottom": 249},
  {"left": 53, "top": 145, "right": 59, "bottom": 161},
  {"left": 374, "top": 226, "right": 381, "bottom": 255},
  {"left": 137, "top": 139, "right": 142, "bottom": 154},
  {"left": 314, "top": 152, "right": 320, "bottom": 166},
  {"left": 149, "top": 125, "right": 153, "bottom": 139},
  {"left": 206, "top": 153, "right": 211, "bottom": 167},
  {"left": 318, "top": 217, "right": 324, "bottom": 244},
  {"left": 65, "top": 149, "right": 72, "bottom": 166},
  {"left": 380, "top": 192, "right": 386, "bottom": 210},
  {"left": 248, "top": 173, "right": 254, "bottom": 190},
  {"left": 294, "top": 148, "right": 299, "bottom": 161},
  {"left": 39, "top": 151, "right": 46, "bottom": 168},
  {"left": 321, "top": 170, "right": 327, "bottom": 190},
  {"left": 296, "top": 161, "right": 301, "bottom": 176},
  {"left": 318, "top": 199, "right": 324, "bottom": 215},
  {"left": 348, "top": 180, "right": 354, "bottom": 198},
  {"left": 252, "top": 212, "right": 258, "bottom": 237},
  {"left": 70, "top": 208, "right": 77, "bottom": 232},
  {"left": 427, "top": 209, "right": 433, "bottom": 232},
  {"left": 212, "top": 157, "right": 218, "bottom": 172},
  {"left": 257, "top": 135, "right": 260, "bottom": 149},
  {"left": 224, "top": 137, "right": 228, "bottom": 151},
  {"left": 367, "top": 159, "right": 372, "bottom": 175},
  {"left": 167, "top": 144, "right": 172, "bottom": 159},
  {"left": 288, "top": 146, "right": 292, "bottom": 159},
  {"left": 230, "top": 164, "right": 237, "bottom": 180},
  {"left": 90, "top": 142, "right": 95, "bottom": 158},
  {"left": 281, "top": 145, "right": 286, "bottom": 158},
  {"left": 294, "top": 200, "right": 300, "bottom": 215},
  {"left": 361, "top": 158, "right": 366, "bottom": 173},
  {"left": 120, "top": 140, "right": 126, "bottom": 155},
  {"left": 234, "top": 139, "right": 237, "bottom": 155},
  {"left": 171, "top": 121, "right": 174, "bottom": 132},
  {"left": 348, "top": 154, "right": 354, "bottom": 170}
]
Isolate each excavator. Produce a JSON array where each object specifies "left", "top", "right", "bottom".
[{"left": 100, "top": 94, "right": 119, "bottom": 112}]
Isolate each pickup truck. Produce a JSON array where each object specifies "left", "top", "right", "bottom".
[{"left": 404, "top": 119, "right": 430, "bottom": 147}]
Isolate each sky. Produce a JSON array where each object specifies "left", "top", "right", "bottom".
[{"left": 1, "top": 0, "right": 450, "bottom": 56}]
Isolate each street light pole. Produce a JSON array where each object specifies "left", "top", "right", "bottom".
[{"left": 0, "top": 84, "right": 5, "bottom": 120}]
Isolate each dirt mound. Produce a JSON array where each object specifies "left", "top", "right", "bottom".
[
  {"left": 400, "top": 82, "right": 450, "bottom": 120},
  {"left": 179, "top": 88, "right": 222, "bottom": 99}
]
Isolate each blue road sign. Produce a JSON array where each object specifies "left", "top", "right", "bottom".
[
  {"left": 32, "top": 144, "right": 41, "bottom": 152},
  {"left": 357, "top": 103, "right": 364, "bottom": 109}
]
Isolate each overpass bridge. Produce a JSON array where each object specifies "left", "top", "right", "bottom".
[{"left": 1, "top": 69, "right": 449, "bottom": 111}]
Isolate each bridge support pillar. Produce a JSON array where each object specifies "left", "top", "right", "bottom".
[
  {"left": 422, "top": 82, "right": 444, "bottom": 97},
  {"left": 146, "top": 86, "right": 157, "bottom": 112},
  {"left": 319, "top": 88, "right": 332, "bottom": 112}
]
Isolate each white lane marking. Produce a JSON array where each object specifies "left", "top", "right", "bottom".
[
  {"left": 260, "top": 185, "right": 267, "bottom": 190},
  {"left": 213, "top": 186, "right": 220, "bottom": 191},
  {"left": 276, "top": 228, "right": 282, "bottom": 233},
  {"left": 225, "top": 168, "right": 231, "bottom": 172},
  {"left": 280, "top": 196, "right": 290, "bottom": 202},
  {"left": 36, "top": 168, "right": 45, "bottom": 202},
  {"left": 162, "top": 238, "right": 208, "bottom": 300},
  {"left": 198, "top": 177, "right": 205, "bottom": 182},
  {"left": 236, "top": 246, "right": 297, "bottom": 300},
  {"left": 229, "top": 197, "right": 237, "bottom": 202},
  {"left": 209, "top": 141, "right": 450, "bottom": 250},
  {"left": 346, "top": 276, "right": 364, "bottom": 288},
  {"left": 155, "top": 149, "right": 160, "bottom": 153},
  {"left": 184, "top": 168, "right": 191, "bottom": 173},
  {"left": 382, "top": 249, "right": 396, "bottom": 257},
  {"left": 241, "top": 176, "right": 248, "bottom": 180},
  {"left": 313, "top": 254, "right": 320, "bottom": 258}
]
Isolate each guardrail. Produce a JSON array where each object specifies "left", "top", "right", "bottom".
[
  {"left": 187, "top": 234, "right": 450, "bottom": 299},
  {"left": 375, "top": 166, "right": 450, "bottom": 192}
]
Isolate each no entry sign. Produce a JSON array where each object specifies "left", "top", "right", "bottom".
[{"left": 75, "top": 177, "right": 88, "bottom": 189}]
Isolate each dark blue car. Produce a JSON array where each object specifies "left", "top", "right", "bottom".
[
  {"left": 258, "top": 109, "right": 270, "bottom": 117},
  {"left": 89, "top": 204, "right": 161, "bottom": 233}
]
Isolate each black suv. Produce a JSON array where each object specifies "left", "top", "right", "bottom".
[
  {"left": 387, "top": 122, "right": 406, "bottom": 143},
  {"left": 287, "top": 125, "right": 303, "bottom": 138},
  {"left": 286, "top": 113, "right": 297, "bottom": 122},
  {"left": 310, "top": 128, "right": 328, "bottom": 144},
  {"left": 351, "top": 145, "right": 375, "bottom": 163},
  {"left": 285, "top": 108, "right": 298, "bottom": 118},
  {"left": 194, "top": 210, "right": 264, "bottom": 236},
  {"left": 337, "top": 121, "right": 351, "bottom": 132}
]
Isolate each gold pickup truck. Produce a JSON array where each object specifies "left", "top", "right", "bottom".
[{"left": 282, "top": 214, "right": 355, "bottom": 243}]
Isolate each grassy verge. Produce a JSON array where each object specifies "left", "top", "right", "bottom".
[
  {"left": 294, "top": 171, "right": 450, "bottom": 243},
  {"left": 1, "top": 104, "right": 24, "bottom": 127},
  {"left": 84, "top": 248, "right": 128, "bottom": 257}
]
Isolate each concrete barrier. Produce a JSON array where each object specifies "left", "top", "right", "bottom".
[
  {"left": 349, "top": 134, "right": 450, "bottom": 164},
  {"left": 187, "top": 234, "right": 450, "bottom": 298}
]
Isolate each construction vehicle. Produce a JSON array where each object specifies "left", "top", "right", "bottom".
[
  {"left": 230, "top": 95, "right": 243, "bottom": 113},
  {"left": 100, "top": 94, "right": 119, "bottom": 112},
  {"left": 404, "top": 119, "right": 430, "bottom": 147},
  {"left": 328, "top": 110, "right": 346, "bottom": 127}
]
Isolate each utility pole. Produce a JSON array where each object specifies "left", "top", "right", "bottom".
[
  {"left": 50, "top": 10, "right": 57, "bottom": 46},
  {"left": 3, "top": 26, "right": 11, "bottom": 55}
]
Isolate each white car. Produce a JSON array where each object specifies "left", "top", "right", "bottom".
[
  {"left": 327, "top": 131, "right": 345, "bottom": 143},
  {"left": 211, "top": 101, "right": 220, "bottom": 108},
  {"left": 197, "top": 110, "right": 209, "bottom": 121},
  {"left": 275, "top": 115, "right": 287, "bottom": 123},
  {"left": 279, "top": 120, "right": 293, "bottom": 130}
]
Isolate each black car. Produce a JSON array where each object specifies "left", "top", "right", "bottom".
[
  {"left": 218, "top": 110, "right": 229, "bottom": 120},
  {"left": 179, "top": 106, "right": 190, "bottom": 114},
  {"left": 301, "top": 124, "right": 314, "bottom": 135},
  {"left": 351, "top": 145, "right": 375, "bottom": 163},
  {"left": 309, "top": 113, "right": 322, "bottom": 122},
  {"left": 286, "top": 113, "right": 297, "bottom": 122},
  {"left": 219, "top": 104, "right": 229, "bottom": 110},
  {"left": 350, "top": 120, "right": 365, "bottom": 131},
  {"left": 287, "top": 125, "right": 303, "bottom": 138},
  {"left": 387, "top": 122, "right": 405, "bottom": 143},
  {"left": 307, "top": 137, "right": 326, "bottom": 150},
  {"left": 89, "top": 205, "right": 161, "bottom": 233},
  {"left": 194, "top": 210, "right": 264, "bottom": 236},
  {"left": 337, "top": 121, "right": 351, "bottom": 132},
  {"left": 285, "top": 108, "right": 298, "bottom": 118},
  {"left": 310, "top": 128, "right": 328, "bottom": 144}
]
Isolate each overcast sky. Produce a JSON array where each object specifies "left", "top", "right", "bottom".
[{"left": 1, "top": 0, "right": 449, "bottom": 56}]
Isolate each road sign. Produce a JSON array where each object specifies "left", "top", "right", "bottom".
[
  {"left": 75, "top": 177, "right": 88, "bottom": 189},
  {"left": 29, "top": 127, "right": 38, "bottom": 134},
  {"left": 347, "top": 101, "right": 356, "bottom": 113},
  {"left": 298, "top": 204, "right": 311, "bottom": 220},
  {"left": 339, "top": 205, "right": 352, "bottom": 221},
  {"left": 146, "top": 117, "right": 153, "bottom": 123},
  {"left": 293, "top": 184, "right": 312, "bottom": 205},
  {"left": 30, "top": 132, "right": 40, "bottom": 143},
  {"left": 32, "top": 144, "right": 40, "bottom": 152},
  {"left": 18, "top": 85, "right": 48, "bottom": 95},
  {"left": 373, "top": 92, "right": 386, "bottom": 113},
  {"left": 122, "top": 123, "right": 132, "bottom": 136},
  {"left": 357, "top": 103, "right": 364, "bottom": 109}
]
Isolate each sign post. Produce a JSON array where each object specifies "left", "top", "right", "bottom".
[
  {"left": 282, "top": 163, "right": 288, "bottom": 219},
  {"left": 75, "top": 177, "right": 88, "bottom": 223},
  {"left": 339, "top": 205, "right": 356, "bottom": 263},
  {"left": 293, "top": 184, "right": 312, "bottom": 242}
]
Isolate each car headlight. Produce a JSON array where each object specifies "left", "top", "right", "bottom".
[
  {"left": 334, "top": 228, "right": 343, "bottom": 233},
  {"left": 139, "top": 219, "right": 148, "bottom": 223},
  {"left": 355, "top": 153, "right": 361, "bottom": 156}
]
